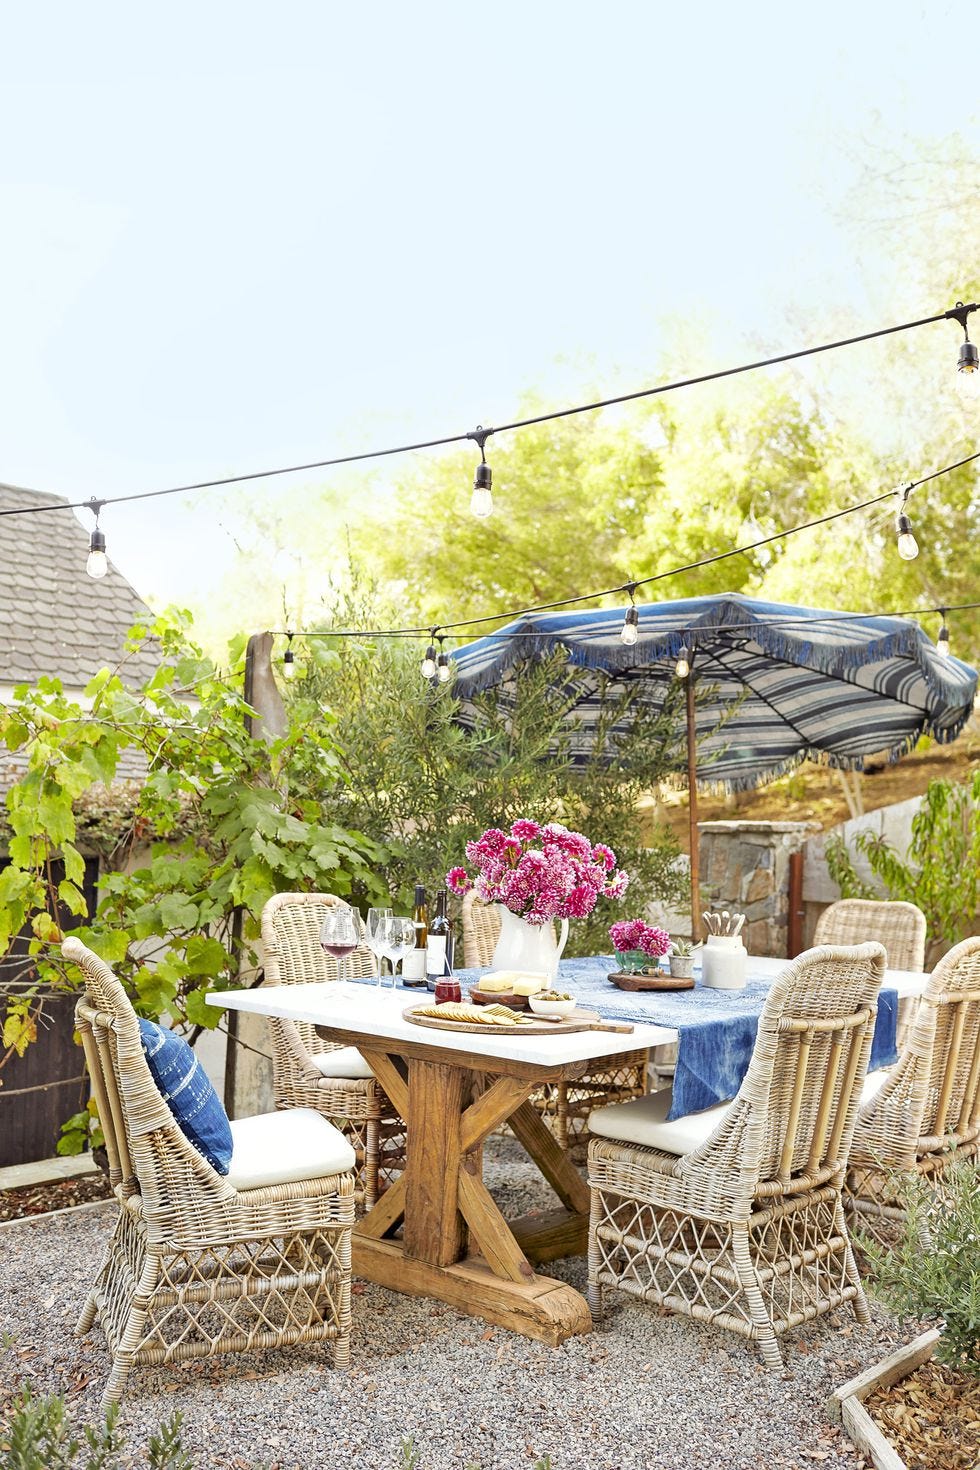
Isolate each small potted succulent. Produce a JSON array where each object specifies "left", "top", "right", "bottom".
[
  {"left": 609, "top": 919, "right": 672, "bottom": 974},
  {"left": 668, "top": 937, "right": 695, "bottom": 980}
]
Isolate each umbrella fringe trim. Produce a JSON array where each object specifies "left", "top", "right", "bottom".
[{"left": 453, "top": 603, "right": 976, "bottom": 711}]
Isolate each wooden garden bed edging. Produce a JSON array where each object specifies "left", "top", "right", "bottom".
[{"left": 829, "top": 1328, "right": 941, "bottom": 1470}]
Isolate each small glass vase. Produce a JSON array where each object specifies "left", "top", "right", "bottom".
[{"left": 614, "top": 948, "right": 652, "bottom": 974}]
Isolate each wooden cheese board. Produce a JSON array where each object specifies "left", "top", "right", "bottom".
[
  {"left": 403, "top": 1005, "right": 634, "bottom": 1036},
  {"left": 468, "top": 986, "right": 530, "bottom": 1010},
  {"left": 608, "top": 970, "right": 695, "bottom": 992}
]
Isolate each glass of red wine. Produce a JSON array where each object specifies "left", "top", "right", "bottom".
[{"left": 319, "top": 905, "right": 360, "bottom": 984}]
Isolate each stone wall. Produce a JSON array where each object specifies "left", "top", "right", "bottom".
[{"left": 699, "top": 820, "right": 819, "bottom": 957}]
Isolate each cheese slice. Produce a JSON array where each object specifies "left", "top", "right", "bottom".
[
  {"left": 477, "top": 972, "right": 517, "bottom": 992},
  {"left": 512, "top": 973, "right": 548, "bottom": 996}
]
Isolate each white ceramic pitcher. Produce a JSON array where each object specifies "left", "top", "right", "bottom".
[{"left": 490, "top": 906, "right": 569, "bottom": 984}]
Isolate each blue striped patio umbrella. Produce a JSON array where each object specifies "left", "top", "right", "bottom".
[{"left": 451, "top": 593, "right": 977, "bottom": 939}]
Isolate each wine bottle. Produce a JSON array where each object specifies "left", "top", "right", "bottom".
[
  {"left": 402, "top": 884, "right": 429, "bottom": 986},
  {"left": 426, "top": 889, "right": 453, "bottom": 989}
]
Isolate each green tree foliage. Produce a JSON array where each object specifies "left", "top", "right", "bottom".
[
  {"left": 861, "top": 1155, "right": 980, "bottom": 1378},
  {"left": 824, "top": 773, "right": 980, "bottom": 960},
  {"left": 355, "top": 408, "right": 664, "bottom": 628},
  {"left": 299, "top": 591, "right": 690, "bottom": 957},
  {"left": 0, "top": 613, "right": 384, "bottom": 1077}
]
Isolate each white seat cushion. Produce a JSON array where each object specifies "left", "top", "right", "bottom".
[
  {"left": 589, "top": 1089, "right": 731, "bottom": 1156},
  {"left": 859, "top": 1068, "right": 890, "bottom": 1106},
  {"left": 310, "top": 1046, "right": 374, "bottom": 1080},
  {"left": 226, "top": 1108, "right": 356, "bottom": 1191}
]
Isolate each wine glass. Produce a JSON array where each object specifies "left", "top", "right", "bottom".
[
  {"left": 382, "top": 917, "right": 417, "bottom": 989},
  {"left": 319, "top": 905, "right": 360, "bottom": 984},
  {"left": 366, "top": 907, "right": 393, "bottom": 986}
]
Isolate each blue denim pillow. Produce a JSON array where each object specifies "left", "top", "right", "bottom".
[{"left": 138, "top": 1019, "right": 233, "bottom": 1175}]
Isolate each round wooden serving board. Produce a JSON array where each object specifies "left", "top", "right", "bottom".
[
  {"left": 608, "top": 970, "right": 695, "bottom": 992},
  {"left": 403, "top": 1005, "right": 619, "bottom": 1036}
]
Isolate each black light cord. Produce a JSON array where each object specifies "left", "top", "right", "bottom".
[
  {"left": 272, "top": 599, "right": 980, "bottom": 644},
  {"left": 266, "top": 446, "right": 980, "bottom": 641},
  {"left": 0, "top": 300, "right": 975, "bottom": 520}
]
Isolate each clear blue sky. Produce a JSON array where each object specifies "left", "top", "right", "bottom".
[{"left": 1, "top": 2, "right": 977, "bottom": 613}]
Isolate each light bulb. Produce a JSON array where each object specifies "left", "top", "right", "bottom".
[
  {"left": 437, "top": 651, "right": 451, "bottom": 683},
  {"left": 421, "top": 644, "right": 438, "bottom": 679},
  {"left": 87, "top": 527, "right": 108, "bottom": 579},
  {"left": 471, "top": 460, "right": 493, "bottom": 518},
  {"left": 621, "top": 606, "right": 639, "bottom": 646},
  {"left": 896, "top": 513, "right": 919, "bottom": 561},
  {"left": 956, "top": 340, "right": 980, "bottom": 398},
  {"left": 283, "top": 647, "right": 296, "bottom": 679},
  {"left": 937, "top": 621, "right": 950, "bottom": 659},
  {"left": 675, "top": 644, "right": 691, "bottom": 679}
]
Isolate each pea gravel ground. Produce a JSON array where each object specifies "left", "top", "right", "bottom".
[{"left": 0, "top": 1139, "right": 908, "bottom": 1470}]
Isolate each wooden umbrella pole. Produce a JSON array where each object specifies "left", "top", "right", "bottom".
[{"left": 686, "top": 673, "right": 701, "bottom": 944}]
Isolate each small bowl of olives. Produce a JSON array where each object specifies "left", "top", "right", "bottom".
[{"left": 527, "top": 990, "right": 577, "bottom": 1019}]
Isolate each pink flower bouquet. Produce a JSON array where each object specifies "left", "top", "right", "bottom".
[
  {"left": 609, "top": 919, "right": 671, "bottom": 962},
  {"left": 446, "top": 820, "right": 629, "bottom": 926}
]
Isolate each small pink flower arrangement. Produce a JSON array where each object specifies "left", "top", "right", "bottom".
[
  {"left": 446, "top": 819, "right": 629, "bottom": 926},
  {"left": 609, "top": 919, "right": 671, "bottom": 958}
]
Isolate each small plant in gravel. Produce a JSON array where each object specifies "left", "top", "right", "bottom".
[
  {"left": 0, "top": 1390, "right": 192, "bottom": 1470},
  {"left": 860, "top": 1153, "right": 980, "bottom": 1376}
]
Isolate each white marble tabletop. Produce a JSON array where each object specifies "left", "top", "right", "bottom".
[{"left": 206, "top": 981, "right": 675, "bottom": 1067}]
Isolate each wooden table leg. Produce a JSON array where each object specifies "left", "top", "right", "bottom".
[
  {"left": 403, "top": 1060, "right": 470, "bottom": 1265},
  {"left": 353, "top": 1053, "right": 593, "bottom": 1345}
]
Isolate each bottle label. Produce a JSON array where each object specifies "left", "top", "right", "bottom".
[
  {"left": 426, "top": 936, "right": 447, "bottom": 976},
  {"left": 402, "top": 948, "right": 427, "bottom": 982}
]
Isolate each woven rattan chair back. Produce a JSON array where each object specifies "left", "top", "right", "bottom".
[
  {"left": 64, "top": 936, "right": 234, "bottom": 1215},
  {"left": 813, "top": 899, "right": 926, "bottom": 972},
  {"left": 461, "top": 890, "right": 501, "bottom": 967},
  {"left": 855, "top": 935, "right": 980, "bottom": 1164},
  {"left": 262, "top": 891, "right": 375, "bottom": 1062},
  {"left": 260, "top": 893, "right": 406, "bottom": 1206},
  {"left": 717, "top": 943, "right": 886, "bottom": 1194}
]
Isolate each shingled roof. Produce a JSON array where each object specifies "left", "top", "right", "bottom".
[{"left": 0, "top": 484, "right": 159, "bottom": 688}]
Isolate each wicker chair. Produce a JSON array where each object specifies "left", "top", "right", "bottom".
[
  {"left": 815, "top": 899, "right": 927, "bottom": 1049},
  {"left": 64, "top": 937, "right": 355, "bottom": 1411},
  {"left": 813, "top": 899, "right": 926, "bottom": 970},
  {"left": 461, "top": 890, "right": 650, "bottom": 1151},
  {"left": 587, "top": 943, "right": 886, "bottom": 1366},
  {"left": 846, "top": 935, "right": 980, "bottom": 1239},
  {"left": 261, "top": 892, "right": 405, "bottom": 1208}
]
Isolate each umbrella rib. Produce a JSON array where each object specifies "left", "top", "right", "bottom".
[
  {"left": 695, "top": 647, "right": 820, "bottom": 751},
  {"left": 721, "top": 644, "right": 935, "bottom": 721}
]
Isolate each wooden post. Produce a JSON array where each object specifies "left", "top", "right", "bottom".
[
  {"left": 223, "top": 633, "right": 283, "bottom": 1118},
  {"left": 787, "top": 850, "right": 805, "bottom": 958},
  {"left": 686, "top": 673, "right": 701, "bottom": 944}
]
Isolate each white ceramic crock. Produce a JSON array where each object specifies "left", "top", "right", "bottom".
[{"left": 700, "top": 934, "right": 747, "bottom": 990}]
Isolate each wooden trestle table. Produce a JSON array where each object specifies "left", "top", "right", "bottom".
[{"left": 207, "top": 982, "right": 672, "bottom": 1345}]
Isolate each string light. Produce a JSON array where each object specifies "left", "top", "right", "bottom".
[
  {"left": 620, "top": 584, "right": 639, "bottom": 645},
  {"left": 896, "top": 489, "right": 919, "bottom": 561},
  {"left": 0, "top": 300, "right": 971, "bottom": 539},
  {"left": 283, "top": 633, "right": 296, "bottom": 679},
  {"left": 420, "top": 632, "right": 439, "bottom": 680},
  {"left": 937, "top": 611, "right": 951, "bottom": 659},
  {"left": 436, "top": 636, "right": 451, "bottom": 683},
  {"left": 468, "top": 427, "right": 493, "bottom": 518},
  {"left": 951, "top": 302, "right": 980, "bottom": 400},
  {"left": 675, "top": 644, "right": 692, "bottom": 679},
  {"left": 85, "top": 500, "right": 107, "bottom": 579}
]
